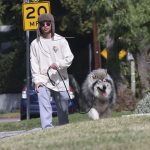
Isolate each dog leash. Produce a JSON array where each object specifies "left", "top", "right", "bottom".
[
  {"left": 47, "top": 67, "right": 70, "bottom": 98},
  {"left": 47, "top": 67, "right": 93, "bottom": 114}
]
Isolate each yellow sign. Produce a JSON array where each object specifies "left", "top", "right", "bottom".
[
  {"left": 22, "top": 2, "right": 50, "bottom": 31},
  {"left": 101, "top": 48, "right": 108, "bottom": 59},
  {"left": 119, "top": 49, "right": 127, "bottom": 60}
]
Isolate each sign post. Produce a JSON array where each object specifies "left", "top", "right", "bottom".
[
  {"left": 22, "top": 0, "right": 50, "bottom": 119},
  {"left": 23, "top": 0, "right": 30, "bottom": 120},
  {"left": 127, "top": 52, "right": 135, "bottom": 96},
  {"left": 26, "top": 29, "right": 30, "bottom": 120}
]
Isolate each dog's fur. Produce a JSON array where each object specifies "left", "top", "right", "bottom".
[{"left": 80, "top": 69, "right": 116, "bottom": 120}]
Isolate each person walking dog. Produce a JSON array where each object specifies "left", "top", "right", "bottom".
[{"left": 30, "top": 13, "right": 74, "bottom": 129}]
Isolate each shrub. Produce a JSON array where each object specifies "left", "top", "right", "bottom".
[{"left": 134, "top": 92, "right": 150, "bottom": 114}]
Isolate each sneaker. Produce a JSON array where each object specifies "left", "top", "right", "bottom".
[{"left": 43, "top": 125, "right": 54, "bottom": 130}]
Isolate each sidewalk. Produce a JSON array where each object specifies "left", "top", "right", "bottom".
[
  {"left": 0, "top": 118, "right": 20, "bottom": 123},
  {"left": 0, "top": 128, "right": 42, "bottom": 139},
  {"left": 0, "top": 112, "right": 20, "bottom": 122},
  {"left": 0, "top": 115, "right": 20, "bottom": 123},
  {"left": 0, "top": 130, "right": 25, "bottom": 139}
]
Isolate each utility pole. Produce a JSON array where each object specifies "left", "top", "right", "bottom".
[{"left": 92, "top": 13, "right": 101, "bottom": 69}]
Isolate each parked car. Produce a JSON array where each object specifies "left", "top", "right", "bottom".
[{"left": 20, "top": 85, "right": 77, "bottom": 120}]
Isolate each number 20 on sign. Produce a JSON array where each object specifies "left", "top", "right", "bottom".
[{"left": 22, "top": 2, "right": 50, "bottom": 31}]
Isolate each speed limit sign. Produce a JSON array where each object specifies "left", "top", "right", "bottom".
[{"left": 22, "top": 2, "right": 50, "bottom": 31}]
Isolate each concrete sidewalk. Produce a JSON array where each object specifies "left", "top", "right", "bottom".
[
  {"left": 0, "top": 130, "right": 26, "bottom": 139},
  {"left": 0, "top": 128, "right": 42, "bottom": 139},
  {"left": 0, "top": 117, "right": 20, "bottom": 123}
]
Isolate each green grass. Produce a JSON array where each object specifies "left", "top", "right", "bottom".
[
  {"left": 0, "top": 113, "right": 150, "bottom": 150},
  {"left": 0, "top": 113, "right": 90, "bottom": 131},
  {"left": 0, "top": 111, "right": 131, "bottom": 131}
]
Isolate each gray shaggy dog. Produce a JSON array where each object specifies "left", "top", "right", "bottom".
[{"left": 80, "top": 69, "right": 116, "bottom": 120}]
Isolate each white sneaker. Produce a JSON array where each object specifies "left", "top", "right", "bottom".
[{"left": 43, "top": 125, "right": 54, "bottom": 130}]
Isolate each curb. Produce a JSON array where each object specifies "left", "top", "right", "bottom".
[{"left": 0, "top": 116, "right": 20, "bottom": 119}]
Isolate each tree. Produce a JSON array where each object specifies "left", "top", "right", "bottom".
[
  {"left": 60, "top": 0, "right": 150, "bottom": 93},
  {"left": 0, "top": 0, "right": 149, "bottom": 97},
  {"left": 0, "top": 0, "right": 25, "bottom": 93},
  {"left": 60, "top": 0, "right": 150, "bottom": 111},
  {"left": 0, "top": 1, "right": 6, "bottom": 24}
]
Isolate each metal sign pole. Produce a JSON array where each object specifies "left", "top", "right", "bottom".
[
  {"left": 26, "top": 30, "right": 30, "bottom": 120},
  {"left": 127, "top": 52, "right": 136, "bottom": 96},
  {"left": 23, "top": 0, "right": 30, "bottom": 120},
  {"left": 26, "top": 0, "right": 30, "bottom": 120}
]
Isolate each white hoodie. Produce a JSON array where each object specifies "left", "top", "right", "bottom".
[{"left": 30, "top": 34, "right": 74, "bottom": 91}]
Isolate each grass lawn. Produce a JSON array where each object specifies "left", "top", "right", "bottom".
[
  {"left": 0, "top": 112, "right": 90, "bottom": 132},
  {"left": 0, "top": 111, "right": 150, "bottom": 150},
  {"left": 0, "top": 111, "right": 131, "bottom": 131}
]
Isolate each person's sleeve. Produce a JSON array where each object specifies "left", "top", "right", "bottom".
[
  {"left": 57, "top": 38, "right": 74, "bottom": 69},
  {"left": 30, "top": 42, "right": 42, "bottom": 84}
]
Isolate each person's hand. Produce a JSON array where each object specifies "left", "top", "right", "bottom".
[
  {"left": 49, "top": 63, "right": 58, "bottom": 70},
  {"left": 35, "top": 82, "right": 43, "bottom": 93}
]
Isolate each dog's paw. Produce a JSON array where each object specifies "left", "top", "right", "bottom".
[{"left": 88, "top": 108, "right": 99, "bottom": 120}]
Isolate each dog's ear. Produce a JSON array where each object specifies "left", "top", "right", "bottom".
[
  {"left": 96, "top": 69, "right": 107, "bottom": 80},
  {"left": 88, "top": 73, "right": 98, "bottom": 82},
  {"left": 88, "top": 69, "right": 108, "bottom": 81},
  {"left": 100, "top": 69, "right": 107, "bottom": 77}
]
